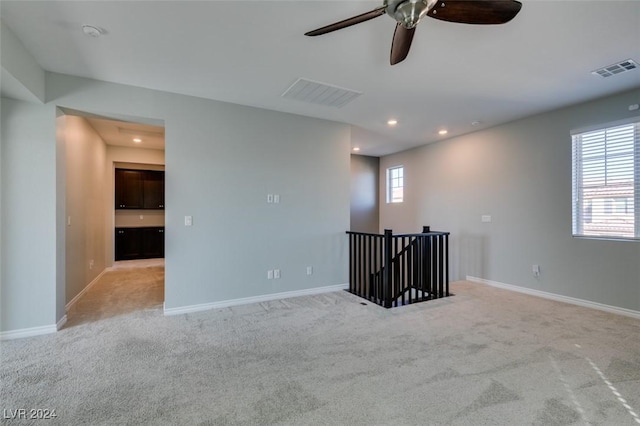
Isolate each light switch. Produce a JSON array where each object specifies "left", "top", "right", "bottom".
[
  {"left": 274, "top": 194, "right": 280, "bottom": 204},
  {"left": 185, "top": 216, "right": 193, "bottom": 226}
]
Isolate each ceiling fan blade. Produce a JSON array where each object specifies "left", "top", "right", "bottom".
[
  {"left": 390, "top": 24, "right": 416, "bottom": 65},
  {"left": 427, "top": 0, "right": 522, "bottom": 25},
  {"left": 305, "top": 6, "right": 387, "bottom": 36}
]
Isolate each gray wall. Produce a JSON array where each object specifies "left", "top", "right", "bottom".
[
  {"left": 380, "top": 88, "right": 640, "bottom": 311},
  {"left": 350, "top": 154, "right": 379, "bottom": 233},
  {"left": 63, "top": 115, "right": 107, "bottom": 305},
  {"left": 1, "top": 72, "right": 350, "bottom": 332},
  {"left": 1, "top": 99, "right": 58, "bottom": 331}
]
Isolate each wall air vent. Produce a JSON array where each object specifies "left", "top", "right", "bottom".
[
  {"left": 281, "top": 78, "right": 362, "bottom": 108},
  {"left": 592, "top": 59, "right": 637, "bottom": 78}
]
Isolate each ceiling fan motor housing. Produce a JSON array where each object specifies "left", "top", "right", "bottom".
[{"left": 386, "top": 0, "right": 437, "bottom": 28}]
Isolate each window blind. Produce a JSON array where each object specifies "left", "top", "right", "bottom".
[{"left": 572, "top": 119, "right": 640, "bottom": 240}]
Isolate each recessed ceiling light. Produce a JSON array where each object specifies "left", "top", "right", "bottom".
[
  {"left": 387, "top": 119, "right": 398, "bottom": 126},
  {"left": 133, "top": 138, "right": 142, "bottom": 143},
  {"left": 353, "top": 147, "right": 361, "bottom": 152},
  {"left": 82, "top": 25, "right": 103, "bottom": 38},
  {"left": 438, "top": 129, "right": 448, "bottom": 135}
]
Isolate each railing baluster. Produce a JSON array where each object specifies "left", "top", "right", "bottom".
[
  {"left": 358, "top": 234, "right": 362, "bottom": 297},
  {"left": 445, "top": 234, "right": 450, "bottom": 296},
  {"left": 403, "top": 236, "right": 408, "bottom": 305},
  {"left": 438, "top": 234, "right": 442, "bottom": 298},
  {"left": 406, "top": 237, "right": 412, "bottom": 305},
  {"left": 375, "top": 235, "right": 381, "bottom": 303},
  {"left": 364, "top": 235, "right": 373, "bottom": 299},
  {"left": 383, "top": 230, "right": 392, "bottom": 308},
  {"left": 349, "top": 234, "right": 355, "bottom": 293},
  {"left": 432, "top": 234, "right": 438, "bottom": 299}
]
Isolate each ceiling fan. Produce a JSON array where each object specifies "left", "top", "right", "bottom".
[{"left": 305, "top": 0, "right": 522, "bottom": 65}]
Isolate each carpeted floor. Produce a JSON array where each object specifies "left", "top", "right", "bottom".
[
  {"left": 2, "top": 275, "right": 640, "bottom": 425},
  {"left": 65, "top": 261, "right": 164, "bottom": 328}
]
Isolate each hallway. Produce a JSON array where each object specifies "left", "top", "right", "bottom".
[{"left": 65, "top": 259, "right": 164, "bottom": 328}]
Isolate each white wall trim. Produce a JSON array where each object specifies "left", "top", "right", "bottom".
[
  {"left": 467, "top": 276, "right": 640, "bottom": 320},
  {"left": 164, "top": 283, "right": 349, "bottom": 316},
  {"left": 65, "top": 268, "right": 107, "bottom": 311},
  {"left": 0, "top": 324, "right": 57, "bottom": 340}
]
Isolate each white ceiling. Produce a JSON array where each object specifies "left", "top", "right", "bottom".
[
  {"left": 85, "top": 116, "right": 165, "bottom": 150},
  {"left": 1, "top": 0, "right": 639, "bottom": 156}
]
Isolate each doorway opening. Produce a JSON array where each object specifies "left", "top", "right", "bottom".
[{"left": 57, "top": 109, "right": 166, "bottom": 327}]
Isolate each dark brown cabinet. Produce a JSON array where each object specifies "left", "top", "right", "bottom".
[
  {"left": 115, "top": 169, "right": 143, "bottom": 209},
  {"left": 141, "top": 227, "right": 165, "bottom": 258},
  {"left": 143, "top": 171, "right": 165, "bottom": 209},
  {"left": 115, "top": 227, "right": 164, "bottom": 260},
  {"left": 115, "top": 169, "right": 164, "bottom": 209}
]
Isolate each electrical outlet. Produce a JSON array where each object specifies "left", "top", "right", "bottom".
[
  {"left": 274, "top": 194, "right": 280, "bottom": 204},
  {"left": 306, "top": 266, "right": 313, "bottom": 276},
  {"left": 267, "top": 270, "right": 274, "bottom": 280},
  {"left": 481, "top": 215, "right": 492, "bottom": 223},
  {"left": 184, "top": 216, "right": 193, "bottom": 226},
  {"left": 274, "top": 269, "right": 281, "bottom": 279},
  {"left": 532, "top": 264, "right": 540, "bottom": 278}
]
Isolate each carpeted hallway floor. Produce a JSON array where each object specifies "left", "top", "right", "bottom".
[
  {"left": 64, "top": 259, "right": 164, "bottom": 328},
  {"left": 2, "top": 271, "right": 640, "bottom": 425}
]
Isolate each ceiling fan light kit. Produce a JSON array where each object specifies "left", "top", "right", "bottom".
[{"left": 305, "top": 0, "right": 522, "bottom": 65}]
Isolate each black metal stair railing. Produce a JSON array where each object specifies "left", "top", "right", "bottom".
[{"left": 346, "top": 226, "right": 450, "bottom": 308}]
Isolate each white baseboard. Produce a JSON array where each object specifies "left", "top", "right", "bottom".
[
  {"left": 66, "top": 268, "right": 107, "bottom": 311},
  {"left": 164, "top": 283, "right": 349, "bottom": 316},
  {"left": 467, "top": 276, "right": 640, "bottom": 320},
  {"left": 0, "top": 324, "right": 57, "bottom": 340},
  {"left": 57, "top": 315, "right": 67, "bottom": 330}
]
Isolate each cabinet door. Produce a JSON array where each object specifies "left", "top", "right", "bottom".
[
  {"left": 115, "top": 169, "right": 144, "bottom": 209},
  {"left": 115, "top": 228, "right": 142, "bottom": 260},
  {"left": 143, "top": 171, "right": 165, "bottom": 209},
  {"left": 141, "top": 227, "right": 165, "bottom": 258}
]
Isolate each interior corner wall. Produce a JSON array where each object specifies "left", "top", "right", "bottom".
[
  {"left": 350, "top": 154, "right": 379, "bottom": 233},
  {"left": 1, "top": 97, "right": 57, "bottom": 332},
  {"left": 63, "top": 115, "right": 107, "bottom": 305},
  {"left": 106, "top": 146, "right": 165, "bottom": 267},
  {"left": 379, "top": 88, "right": 640, "bottom": 312},
  {"left": 0, "top": 71, "right": 350, "bottom": 332}
]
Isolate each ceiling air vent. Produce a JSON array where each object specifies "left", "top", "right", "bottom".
[
  {"left": 592, "top": 59, "right": 637, "bottom": 78},
  {"left": 281, "top": 78, "right": 362, "bottom": 108}
]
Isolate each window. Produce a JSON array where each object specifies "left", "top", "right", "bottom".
[
  {"left": 572, "top": 119, "right": 639, "bottom": 240},
  {"left": 387, "top": 166, "right": 404, "bottom": 203}
]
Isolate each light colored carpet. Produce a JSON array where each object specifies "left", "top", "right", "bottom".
[
  {"left": 65, "top": 265, "right": 164, "bottom": 328},
  {"left": 2, "top": 280, "right": 640, "bottom": 425}
]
